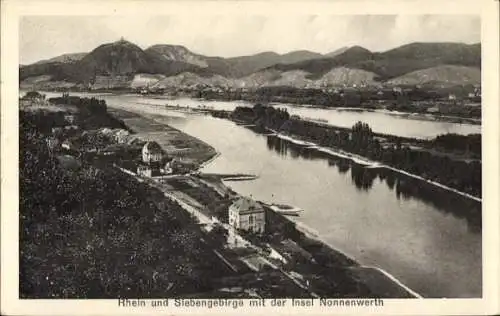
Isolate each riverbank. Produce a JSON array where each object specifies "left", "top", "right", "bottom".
[
  {"left": 108, "top": 108, "right": 217, "bottom": 166},
  {"left": 229, "top": 104, "right": 481, "bottom": 199},
  {"left": 277, "top": 102, "right": 481, "bottom": 126},
  {"left": 270, "top": 131, "right": 481, "bottom": 202},
  {"left": 29, "top": 88, "right": 481, "bottom": 126},
  {"left": 107, "top": 107, "right": 421, "bottom": 298}
]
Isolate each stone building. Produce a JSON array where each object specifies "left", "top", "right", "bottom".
[
  {"left": 137, "top": 141, "right": 165, "bottom": 177},
  {"left": 228, "top": 197, "right": 266, "bottom": 234},
  {"left": 142, "top": 141, "right": 164, "bottom": 164}
]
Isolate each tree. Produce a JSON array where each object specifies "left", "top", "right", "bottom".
[
  {"left": 207, "top": 224, "right": 229, "bottom": 247},
  {"left": 351, "top": 121, "right": 373, "bottom": 151}
]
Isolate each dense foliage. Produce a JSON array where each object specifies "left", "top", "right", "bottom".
[
  {"left": 19, "top": 111, "right": 229, "bottom": 298},
  {"left": 49, "top": 93, "right": 107, "bottom": 114},
  {"left": 431, "top": 133, "right": 481, "bottom": 157},
  {"left": 198, "top": 85, "right": 481, "bottom": 119},
  {"left": 232, "top": 105, "right": 481, "bottom": 197}
]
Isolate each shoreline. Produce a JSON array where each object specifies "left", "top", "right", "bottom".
[
  {"left": 267, "top": 130, "right": 481, "bottom": 202},
  {"left": 192, "top": 127, "right": 422, "bottom": 299},
  {"left": 277, "top": 102, "right": 481, "bottom": 126},
  {"left": 286, "top": 215, "right": 423, "bottom": 299},
  {"left": 110, "top": 107, "right": 422, "bottom": 298},
  {"left": 28, "top": 89, "right": 481, "bottom": 127}
]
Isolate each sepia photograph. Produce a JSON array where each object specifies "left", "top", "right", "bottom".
[{"left": 2, "top": 0, "right": 499, "bottom": 315}]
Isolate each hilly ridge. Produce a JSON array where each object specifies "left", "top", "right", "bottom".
[
  {"left": 386, "top": 65, "right": 481, "bottom": 87},
  {"left": 147, "top": 46, "right": 324, "bottom": 77},
  {"left": 20, "top": 40, "right": 481, "bottom": 89},
  {"left": 267, "top": 43, "right": 480, "bottom": 81},
  {"left": 20, "top": 40, "right": 210, "bottom": 83},
  {"left": 33, "top": 53, "right": 87, "bottom": 65}
]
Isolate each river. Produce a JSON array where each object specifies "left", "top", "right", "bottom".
[
  {"left": 36, "top": 91, "right": 482, "bottom": 298},
  {"left": 36, "top": 92, "right": 480, "bottom": 139}
]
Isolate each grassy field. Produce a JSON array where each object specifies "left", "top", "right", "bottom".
[{"left": 109, "top": 109, "right": 217, "bottom": 165}]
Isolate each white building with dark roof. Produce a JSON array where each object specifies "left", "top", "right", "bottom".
[
  {"left": 142, "top": 141, "right": 164, "bottom": 164},
  {"left": 228, "top": 197, "right": 265, "bottom": 234}
]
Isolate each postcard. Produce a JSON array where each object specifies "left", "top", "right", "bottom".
[{"left": 1, "top": 0, "right": 499, "bottom": 315}]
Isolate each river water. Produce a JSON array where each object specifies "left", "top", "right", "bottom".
[
  {"left": 37, "top": 91, "right": 482, "bottom": 298},
  {"left": 36, "top": 92, "right": 480, "bottom": 139}
]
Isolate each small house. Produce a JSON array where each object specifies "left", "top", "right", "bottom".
[
  {"left": 51, "top": 127, "right": 63, "bottom": 135},
  {"left": 113, "top": 129, "right": 130, "bottom": 144},
  {"left": 45, "top": 137, "right": 60, "bottom": 152},
  {"left": 64, "top": 114, "right": 75, "bottom": 125},
  {"left": 228, "top": 197, "right": 266, "bottom": 234},
  {"left": 61, "top": 139, "right": 74, "bottom": 150},
  {"left": 427, "top": 106, "right": 439, "bottom": 113},
  {"left": 392, "top": 87, "right": 403, "bottom": 94},
  {"left": 20, "top": 99, "right": 32, "bottom": 107},
  {"left": 163, "top": 158, "right": 194, "bottom": 175},
  {"left": 64, "top": 125, "right": 79, "bottom": 130}
]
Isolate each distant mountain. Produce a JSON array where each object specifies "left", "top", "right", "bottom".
[
  {"left": 34, "top": 52, "right": 87, "bottom": 65},
  {"left": 20, "top": 52, "right": 88, "bottom": 80},
  {"left": 268, "top": 42, "right": 480, "bottom": 81},
  {"left": 20, "top": 62, "right": 77, "bottom": 82},
  {"left": 386, "top": 65, "right": 481, "bottom": 86},
  {"left": 20, "top": 39, "right": 208, "bottom": 83},
  {"left": 381, "top": 42, "right": 480, "bottom": 62},
  {"left": 145, "top": 44, "right": 211, "bottom": 68},
  {"left": 19, "top": 40, "right": 481, "bottom": 89},
  {"left": 235, "top": 69, "right": 282, "bottom": 88},
  {"left": 146, "top": 46, "right": 322, "bottom": 78},
  {"left": 236, "top": 66, "right": 381, "bottom": 89},
  {"left": 279, "top": 50, "right": 324, "bottom": 64},
  {"left": 325, "top": 46, "right": 349, "bottom": 57},
  {"left": 146, "top": 44, "right": 236, "bottom": 77},
  {"left": 369, "top": 42, "right": 481, "bottom": 80},
  {"left": 262, "top": 70, "right": 313, "bottom": 89},
  {"left": 315, "top": 67, "right": 381, "bottom": 87},
  {"left": 226, "top": 50, "right": 324, "bottom": 77},
  {"left": 268, "top": 46, "right": 375, "bottom": 79},
  {"left": 75, "top": 40, "right": 210, "bottom": 81}
]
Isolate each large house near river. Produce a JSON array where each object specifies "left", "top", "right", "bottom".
[
  {"left": 229, "top": 197, "right": 266, "bottom": 234},
  {"left": 142, "top": 141, "right": 164, "bottom": 164},
  {"left": 137, "top": 141, "right": 166, "bottom": 177}
]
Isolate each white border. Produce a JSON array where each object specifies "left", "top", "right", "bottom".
[{"left": 2, "top": 0, "right": 499, "bottom": 315}]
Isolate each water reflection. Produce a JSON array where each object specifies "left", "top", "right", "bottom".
[
  {"left": 266, "top": 135, "right": 481, "bottom": 233},
  {"left": 350, "top": 164, "right": 377, "bottom": 191}
]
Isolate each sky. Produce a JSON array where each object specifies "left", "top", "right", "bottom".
[{"left": 19, "top": 15, "right": 480, "bottom": 65}]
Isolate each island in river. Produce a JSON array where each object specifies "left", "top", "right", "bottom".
[{"left": 19, "top": 92, "right": 481, "bottom": 299}]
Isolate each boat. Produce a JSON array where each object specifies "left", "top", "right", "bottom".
[
  {"left": 303, "top": 117, "right": 328, "bottom": 124},
  {"left": 269, "top": 204, "right": 304, "bottom": 216}
]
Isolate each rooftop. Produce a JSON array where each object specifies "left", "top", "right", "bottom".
[
  {"left": 143, "top": 141, "right": 163, "bottom": 153},
  {"left": 230, "top": 197, "right": 264, "bottom": 215}
]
